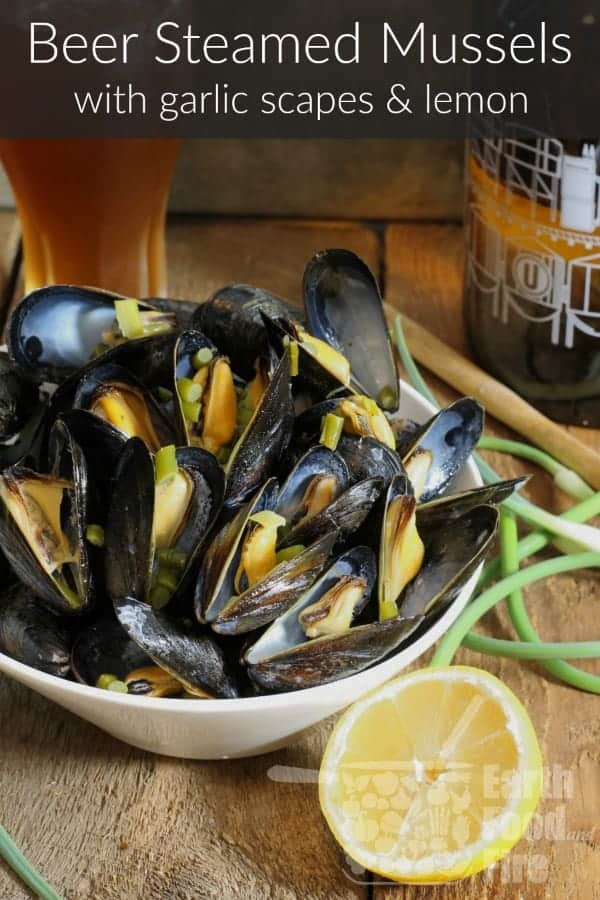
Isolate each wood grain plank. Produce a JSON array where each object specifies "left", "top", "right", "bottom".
[
  {"left": 0, "top": 218, "right": 380, "bottom": 900},
  {"left": 377, "top": 223, "right": 600, "bottom": 900},
  {"left": 0, "top": 141, "right": 463, "bottom": 221},
  {"left": 166, "top": 216, "right": 381, "bottom": 302},
  {"left": 169, "top": 140, "right": 463, "bottom": 220}
]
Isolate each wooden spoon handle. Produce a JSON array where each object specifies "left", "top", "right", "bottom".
[{"left": 398, "top": 313, "right": 600, "bottom": 491}]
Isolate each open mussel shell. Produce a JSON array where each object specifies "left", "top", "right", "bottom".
[
  {"left": 303, "top": 249, "right": 399, "bottom": 411},
  {"left": 73, "top": 361, "right": 177, "bottom": 453},
  {"left": 191, "top": 284, "right": 300, "bottom": 378},
  {"left": 196, "top": 479, "right": 278, "bottom": 623},
  {"left": 49, "top": 410, "right": 127, "bottom": 519},
  {"left": 399, "top": 505, "right": 499, "bottom": 619},
  {"left": 401, "top": 398, "right": 484, "bottom": 502},
  {"left": 337, "top": 434, "right": 405, "bottom": 487},
  {"left": 224, "top": 347, "right": 294, "bottom": 508},
  {"left": 173, "top": 330, "right": 221, "bottom": 445},
  {"left": 71, "top": 619, "right": 151, "bottom": 687},
  {"left": 113, "top": 596, "right": 240, "bottom": 698},
  {"left": 212, "top": 531, "right": 338, "bottom": 636},
  {"left": 7, "top": 285, "right": 186, "bottom": 384},
  {"left": 0, "top": 586, "right": 71, "bottom": 678},
  {"left": 0, "top": 353, "right": 39, "bottom": 441},
  {"left": 244, "top": 547, "right": 418, "bottom": 692},
  {"left": 105, "top": 437, "right": 225, "bottom": 608},
  {"left": 277, "top": 476, "right": 384, "bottom": 550},
  {"left": 275, "top": 445, "right": 350, "bottom": 524},
  {"left": 0, "top": 421, "right": 93, "bottom": 615},
  {"left": 417, "top": 477, "right": 528, "bottom": 529}
]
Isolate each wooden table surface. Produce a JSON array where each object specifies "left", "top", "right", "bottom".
[{"left": 0, "top": 212, "right": 599, "bottom": 900}]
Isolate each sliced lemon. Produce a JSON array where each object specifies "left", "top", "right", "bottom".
[{"left": 319, "top": 666, "right": 542, "bottom": 883}]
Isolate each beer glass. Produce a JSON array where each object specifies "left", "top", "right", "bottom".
[
  {"left": 0, "top": 139, "right": 181, "bottom": 297},
  {"left": 464, "top": 127, "right": 600, "bottom": 427}
]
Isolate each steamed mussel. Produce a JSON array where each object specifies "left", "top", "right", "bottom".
[{"left": 0, "top": 248, "right": 527, "bottom": 699}]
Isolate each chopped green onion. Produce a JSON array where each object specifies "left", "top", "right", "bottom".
[
  {"left": 86, "top": 524, "right": 105, "bottom": 548},
  {"left": 177, "top": 377, "right": 203, "bottom": 404},
  {"left": 182, "top": 400, "right": 201, "bottom": 423},
  {"left": 377, "top": 385, "right": 397, "bottom": 411},
  {"left": 319, "top": 413, "right": 344, "bottom": 451},
  {"left": 192, "top": 347, "right": 214, "bottom": 369},
  {"left": 96, "top": 673, "right": 118, "bottom": 690},
  {"left": 289, "top": 341, "right": 299, "bottom": 377},
  {"left": 149, "top": 585, "right": 172, "bottom": 610},
  {"left": 155, "top": 445, "right": 178, "bottom": 483},
  {"left": 157, "top": 386, "right": 173, "bottom": 403},
  {"left": 276, "top": 544, "right": 306, "bottom": 563},
  {"left": 107, "top": 680, "right": 129, "bottom": 694},
  {"left": 156, "top": 567, "right": 179, "bottom": 593},
  {"left": 115, "top": 298, "right": 144, "bottom": 340},
  {"left": 157, "top": 549, "right": 187, "bottom": 570},
  {"left": 249, "top": 511, "right": 287, "bottom": 529}
]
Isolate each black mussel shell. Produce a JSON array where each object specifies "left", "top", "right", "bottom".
[
  {"left": 71, "top": 619, "right": 151, "bottom": 687},
  {"left": 73, "top": 361, "right": 177, "bottom": 451},
  {"left": 278, "top": 477, "right": 384, "bottom": 549},
  {"left": 49, "top": 411, "right": 126, "bottom": 521},
  {"left": 417, "top": 478, "right": 529, "bottom": 529},
  {"left": 0, "top": 353, "right": 39, "bottom": 442},
  {"left": 7, "top": 286, "right": 183, "bottom": 384},
  {"left": 244, "top": 547, "right": 420, "bottom": 692},
  {"left": 114, "top": 596, "right": 240, "bottom": 698},
  {"left": 0, "top": 423, "right": 93, "bottom": 615},
  {"left": 275, "top": 445, "right": 350, "bottom": 524},
  {"left": 402, "top": 398, "right": 484, "bottom": 502},
  {"left": 211, "top": 531, "right": 338, "bottom": 636},
  {"left": 195, "top": 478, "right": 279, "bottom": 624},
  {"left": 337, "top": 434, "right": 405, "bottom": 487},
  {"left": 191, "top": 284, "right": 301, "bottom": 378},
  {"left": 303, "top": 249, "right": 399, "bottom": 411},
  {"left": 399, "top": 505, "right": 499, "bottom": 619},
  {"left": 105, "top": 437, "right": 225, "bottom": 607},
  {"left": 0, "top": 586, "right": 71, "bottom": 678},
  {"left": 224, "top": 347, "right": 294, "bottom": 508},
  {"left": 172, "top": 329, "right": 221, "bottom": 445}
]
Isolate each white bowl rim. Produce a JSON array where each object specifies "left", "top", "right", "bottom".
[{"left": 0, "top": 379, "right": 482, "bottom": 714}]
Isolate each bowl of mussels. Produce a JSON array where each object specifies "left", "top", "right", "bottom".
[{"left": 0, "top": 250, "right": 522, "bottom": 759}]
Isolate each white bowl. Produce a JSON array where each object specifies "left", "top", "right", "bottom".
[{"left": 0, "top": 381, "right": 482, "bottom": 759}]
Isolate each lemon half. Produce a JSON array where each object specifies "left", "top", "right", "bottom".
[{"left": 319, "top": 666, "right": 543, "bottom": 883}]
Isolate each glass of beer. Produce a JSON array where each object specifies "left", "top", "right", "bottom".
[
  {"left": 464, "top": 126, "right": 600, "bottom": 427},
  {"left": 0, "top": 139, "right": 181, "bottom": 297}
]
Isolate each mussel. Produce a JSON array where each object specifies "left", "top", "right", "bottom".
[
  {"left": 106, "top": 437, "right": 225, "bottom": 610},
  {"left": 400, "top": 398, "right": 484, "bottom": 501},
  {"left": 72, "top": 619, "right": 196, "bottom": 697},
  {"left": 303, "top": 249, "right": 399, "bottom": 411},
  {"left": 244, "top": 547, "right": 419, "bottom": 692},
  {"left": 74, "top": 362, "right": 176, "bottom": 453},
  {"left": 0, "top": 419, "right": 93, "bottom": 614},
  {"left": 7, "top": 286, "right": 194, "bottom": 383},
  {"left": 0, "top": 586, "right": 71, "bottom": 677},
  {"left": 191, "top": 284, "right": 300, "bottom": 378},
  {"left": 197, "top": 478, "right": 338, "bottom": 634}
]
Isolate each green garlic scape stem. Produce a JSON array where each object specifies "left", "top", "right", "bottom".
[
  {"left": 0, "top": 825, "right": 62, "bottom": 900},
  {"left": 462, "top": 632, "right": 600, "bottom": 660},
  {"left": 431, "top": 553, "right": 600, "bottom": 669},
  {"left": 477, "top": 435, "right": 594, "bottom": 501}
]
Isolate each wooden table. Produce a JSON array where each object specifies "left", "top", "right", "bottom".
[{"left": 1, "top": 212, "right": 599, "bottom": 900}]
